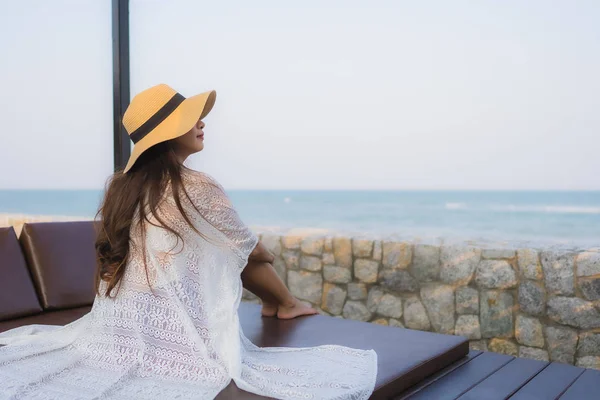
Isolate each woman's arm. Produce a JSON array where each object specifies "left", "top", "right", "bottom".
[{"left": 248, "top": 241, "right": 275, "bottom": 264}]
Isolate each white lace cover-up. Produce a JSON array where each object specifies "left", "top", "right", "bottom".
[{"left": 0, "top": 169, "right": 377, "bottom": 400}]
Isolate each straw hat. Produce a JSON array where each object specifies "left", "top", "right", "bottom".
[{"left": 122, "top": 84, "right": 216, "bottom": 173}]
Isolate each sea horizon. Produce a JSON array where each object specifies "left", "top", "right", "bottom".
[{"left": 1, "top": 188, "right": 599, "bottom": 249}]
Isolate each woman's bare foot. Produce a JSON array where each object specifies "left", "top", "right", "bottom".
[
  {"left": 277, "top": 298, "right": 319, "bottom": 320},
  {"left": 261, "top": 302, "right": 278, "bottom": 317}
]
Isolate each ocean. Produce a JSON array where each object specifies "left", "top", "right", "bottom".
[{"left": 1, "top": 189, "right": 599, "bottom": 248}]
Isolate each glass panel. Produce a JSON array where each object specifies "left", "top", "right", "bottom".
[
  {"left": 129, "top": 1, "right": 600, "bottom": 246},
  {"left": 0, "top": 0, "right": 113, "bottom": 225}
]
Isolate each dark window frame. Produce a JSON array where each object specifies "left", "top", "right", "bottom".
[{"left": 112, "top": 0, "right": 130, "bottom": 172}]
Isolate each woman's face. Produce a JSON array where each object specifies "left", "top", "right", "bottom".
[{"left": 172, "top": 119, "right": 205, "bottom": 159}]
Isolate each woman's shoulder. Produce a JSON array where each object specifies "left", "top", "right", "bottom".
[
  {"left": 181, "top": 169, "right": 228, "bottom": 202},
  {"left": 182, "top": 168, "right": 223, "bottom": 188},
  {"left": 180, "top": 169, "right": 233, "bottom": 210}
]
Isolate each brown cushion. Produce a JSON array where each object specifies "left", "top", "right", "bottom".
[
  {"left": 19, "top": 221, "right": 99, "bottom": 310},
  {"left": 216, "top": 302, "right": 469, "bottom": 399},
  {"left": 0, "top": 306, "right": 92, "bottom": 333},
  {"left": 0, "top": 227, "right": 43, "bottom": 321}
]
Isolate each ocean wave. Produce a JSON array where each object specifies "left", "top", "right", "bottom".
[
  {"left": 444, "top": 202, "right": 600, "bottom": 214},
  {"left": 489, "top": 205, "right": 600, "bottom": 214},
  {"left": 445, "top": 202, "right": 468, "bottom": 210}
]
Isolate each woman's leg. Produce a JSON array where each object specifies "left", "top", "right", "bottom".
[{"left": 241, "top": 260, "right": 318, "bottom": 319}]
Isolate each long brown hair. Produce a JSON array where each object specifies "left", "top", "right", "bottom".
[{"left": 94, "top": 140, "right": 206, "bottom": 298}]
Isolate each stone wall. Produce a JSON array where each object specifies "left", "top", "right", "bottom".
[{"left": 243, "top": 233, "right": 600, "bottom": 369}]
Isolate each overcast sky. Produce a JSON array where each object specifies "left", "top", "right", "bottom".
[{"left": 0, "top": 0, "right": 598, "bottom": 190}]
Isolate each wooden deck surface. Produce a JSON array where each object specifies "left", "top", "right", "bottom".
[{"left": 395, "top": 351, "right": 599, "bottom": 400}]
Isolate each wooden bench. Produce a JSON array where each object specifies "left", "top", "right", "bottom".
[{"left": 397, "top": 350, "right": 600, "bottom": 399}]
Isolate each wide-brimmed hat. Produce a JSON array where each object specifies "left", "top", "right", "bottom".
[{"left": 122, "top": 84, "right": 216, "bottom": 173}]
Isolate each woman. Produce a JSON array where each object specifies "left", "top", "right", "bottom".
[{"left": 0, "top": 84, "right": 377, "bottom": 399}]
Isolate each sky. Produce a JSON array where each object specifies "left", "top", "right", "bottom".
[{"left": 0, "top": 0, "right": 598, "bottom": 190}]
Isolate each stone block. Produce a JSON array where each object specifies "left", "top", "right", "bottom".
[
  {"left": 421, "top": 284, "right": 455, "bottom": 334},
  {"left": 342, "top": 300, "right": 372, "bottom": 322},
  {"left": 321, "top": 283, "right": 347, "bottom": 315},
  {"left": 515, "top": 315, "right": 544, "bottom": 348},
  {"left": 519, "top": 347, "right": 549, "bottom": 362},
  {"left": 354, "top": 259, "right": 379, "bottom": 283},
  {"left": 541, "top": 251, "right": 575, "bottom": 296},
  {"left": 579, "top": 277, "right": 600, "bottom": 301},
  {"left": 482, "top": 249, "right": 516, "bottom": 259},
  {"left": 347, "top": 283, "right": 367, "bottom": 300},
  {"left": 372, "top": 240, "right": 382, "bottom": 261},
  {"left": 577, "top": 332, "right": 600, "bottom": 357},
  {"left": 300, "top": 255, "right": 322, "bottom": 272},
  {"left": 282, "top": 235, "right": 303, "bottom": 250},
  {"left": 322, "top": 252, "right": 335, "bottom": 265},
  {"left": 547, "top": 296, "right": 600, "bottom": 329},
  {"left": 488, "top": 338, "right": 518, "bottom": 356},
  {"left": 379, "top": 269, "right": 419, "bottom": 293},
  {"left": 288, "top": 270, "right": 323, "bottom": 303},
  {"left": 403, "top": 297, "right": 431, "bottom": 330},
  {"left": 382, "top": 241, "right": 412, "bottom": 269},
  {"left": 475, "top": 260, "right": 517, "bottom": 289},
  {"left": 366, "top": 287, "right": 385, "bottom": 313},
  {"left": 301, "top": 236, "right": 324, "bottom": 256},
  {"left": 518, "top": 281, "right": 546, "bottom": 317},
  {"left": 456, "top": 286, "right": 479, "bottom": 315},
  {"left": 545, "top": 326, "right": 578, "bottom": 364},
  {"left": 518, "top": 249, "right": 543, "bottom": 280},
  {"left": 376, "top": 293, "right": 403, "bottom": 319},
  {"left": 440, "top": 245, "right": 482, "bottom": 285},
  {"left": 282, "top": 250, "right": 300, "bottom": 269},
  {"left": 323, "top": 265, "right": 352, "bottom": 284},
  {"left": 410, "top": 244, "right": 441, "bottom": 282},
  {"left": 480, "top": 290, "right": 514, "bottom": 338},
  {"left": 576, "top": 251, "right": 600, "bottom": 277},
  {"left": 333, "top": 237, "right": 353, "bottom": 269},
  {"left": 352, "top": 238, "right": 373, "bottom": 258},
  {"left": 455, "top": 315, "right": 481, "bottom": 339},
  {"left": 576, "top": 356, "right": 600, "bottom": 369}
]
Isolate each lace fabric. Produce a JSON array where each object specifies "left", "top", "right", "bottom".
[{"left": 0, "top": 169, "right": 377, "bottom": 400}]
